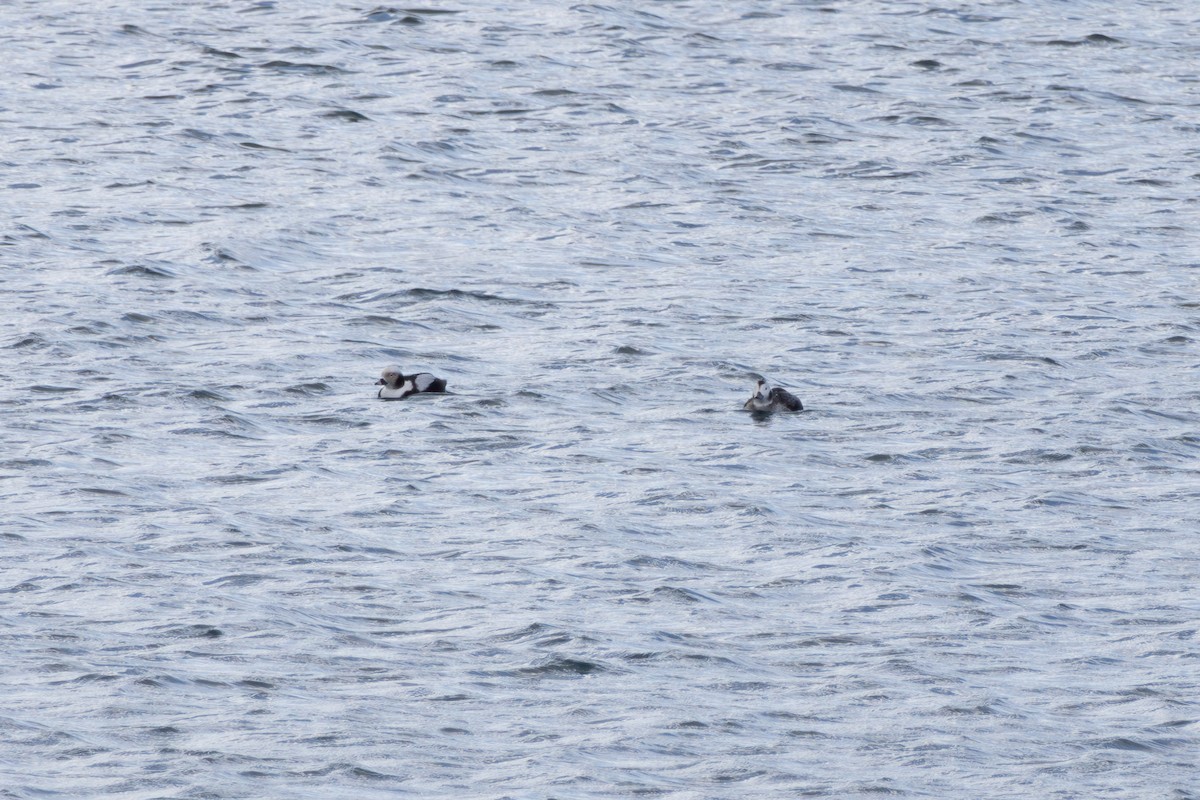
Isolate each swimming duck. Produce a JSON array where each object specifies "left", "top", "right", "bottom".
[
  {"left": 376, "top": 365, "right": 447, "bottom": 400},
  {"left": 743, "top": 378, "right": 803, "bottom": 412}
]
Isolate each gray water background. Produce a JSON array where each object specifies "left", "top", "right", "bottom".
[{"left": 3, "top": 1, "right": 1199, "bottom": 797}]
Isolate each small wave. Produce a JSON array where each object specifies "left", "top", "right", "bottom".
[
  {"left": 258, "top": 60, "right": 350, "bottom": 75},
  {"left": 106, "top": 264, "right": 176, "bottom": 278},
  {"left": 1042, "top": 33, "right": 1122, "bottom": 46},
  {"left": 321, "top": 109, "right": 370, "bottom": 122},
  {"left": 513, "top": 656, "right": 607, "bottom": 677},
  {"left": 337, "top": 287, "right": 550, "bottom": 307}
]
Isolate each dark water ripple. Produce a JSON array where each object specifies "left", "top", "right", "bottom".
[{"left": 3, "top": 1, "right": 1200, "bottom": 797}]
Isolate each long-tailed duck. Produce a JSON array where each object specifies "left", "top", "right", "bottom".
[
  {"left": 376, "top": 365, "right": 447, "bottom": 400},
  {"left": 743, "top": 378, "right": 803, "bottom": 412}
]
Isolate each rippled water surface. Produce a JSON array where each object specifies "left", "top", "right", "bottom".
[{"left": 4, "top": 1, "right": 1199, "bottom": 797}]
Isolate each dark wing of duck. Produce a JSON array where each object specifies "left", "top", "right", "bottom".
[
  {"left": 413, "top": 373, "right": 447, "bottom": 393},
  {"left": 770, "top": 387, "right": 803, "bottom": 411}
]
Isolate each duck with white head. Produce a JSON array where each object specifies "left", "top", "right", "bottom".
[
  {"left": 376, "top": 365, "right": 447, "bottom": 400},
  {"left": 743, "top": 377, "right": 803, "bottom": 413}
]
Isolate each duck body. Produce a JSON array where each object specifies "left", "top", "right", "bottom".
[
  {"left": 376, "top": 365, "right": 447, "bottom": 400},
  {"left": 744, "top": 378, "right": 803, "bottom": 412}
]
